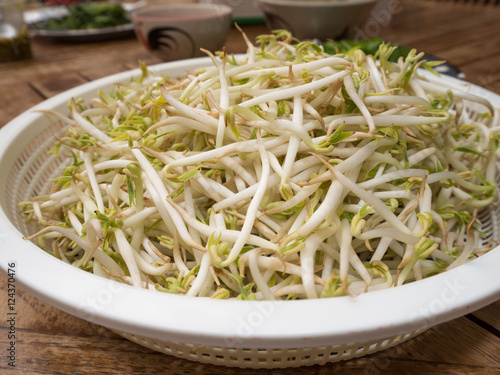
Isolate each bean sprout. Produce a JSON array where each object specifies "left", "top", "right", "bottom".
[{"left": 21, "top": 31, "right": 498, "bottom": 300}]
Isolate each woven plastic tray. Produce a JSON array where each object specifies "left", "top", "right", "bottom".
[{"left": 0, "top": 58, "right": 499, "bottom": 368}]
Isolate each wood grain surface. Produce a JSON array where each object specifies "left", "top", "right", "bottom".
[{"left": 0, "top": 1, "right": 499, "bottom": 373}]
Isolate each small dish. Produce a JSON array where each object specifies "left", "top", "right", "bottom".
[
  {"left": 28, "top": 23, "right": 135, "bottom": 43},
  {"left": 25, "top": 2, "right": 146, "bottom": 43},
  {"left": 256, "top": 0, "right": 377, "bottom": 40},
  {"left": 131, "top": 3, "right": 233, "bottom": 62}
]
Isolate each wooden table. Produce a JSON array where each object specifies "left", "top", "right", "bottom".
[{"left": 1, "top": 1, "right": 499, "bottom": 373}]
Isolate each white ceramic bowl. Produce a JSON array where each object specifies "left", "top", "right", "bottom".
[
  {"left": 0, "top": 57, "right": 499, "bottom": 368},
  {"left": 256, "top": 0, "right": 377, "bottom": 40},
  {"left": 131, "top": 3, "right": 233, "bottom": 61},
  {"left": 197, "top": 0, "right": 265, "bottom": 24}
]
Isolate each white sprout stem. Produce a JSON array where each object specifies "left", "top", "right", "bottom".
[
  {"left": 219, "top": 156, "right": 257, "bottom": 186},
  {"left": 344, "top": 74, "right": 375, "bottom": 133},
  {"left": 216, "top": 58, "right": 229, "bottom": 148},
  {"left": 142, "top": 116, "right": 216, "bottom": 137},
  {"left": 220, "top": 135, "right": 271, "bottom": 267},
  {"left": 332, "top": 168, "right": 416, "bottom": 237},
  {"left": 232, "top": 56, "right": 351, "bottom": 80},
  {"left": 408, "top": 79, "right": 428, "bottom": 100},
  {"left": 67, "top": 210, "right": 83, "bottom": 235},
  {"left": 163, "top": 136, "right": 286, "bottom": 173},
  {"left": 82, "top": 151, "right": 105, "bottom": 213},
  {"left": 358, "top": 169, "right": 429, "bottom": 190},
  {"left": 80, "top": 160, "right": 133, "bottom": 177},
  {"left": 172, "top": 231, "right": 189, "bottom": 274},
  {"left": 426, "top": 171, "right": 492, "bottom": 191},
  {"left": 357, "top": 228, "right": 420, "bottom": 246},
  {"left": 70, "top": 177, "right": 98, "bottom": 214},
  {"left": 249, "top": 249, "right": 275, "bottom": 301},
  {"left": 133, "top": 250, "right": 172, "bottom": 276},
  {"left": 212, "top": 173, "right": 280, "bottom": 212},
  {"left": 183, "top": 178, "right": 204, "bottom": 263},
  {"left": 114, "top": 229, "right": 143, "bottom": 288},
  {"left": 186, "top": 252, "right": 211, "bottom": 297},
  {"left": 339, "top": 219, "right": 352, "bottom": 289},
  {"left": 132, "top": 148, "right": 205, "bottom": 253},
  {"left": 327, "top": 113, "right": 449, "bottom": 135},
  {"left": 446, "top": 230, "right": 478, "bottom": 271},
  {"left": 364, "top": 95, "right": 432, "bottom": 109},
  {"left": 169, "top": 198, "right": 278, "bottom": 250},
  {"left": 255, "top": 256, "right": 323, "bottom": 284},
  {"left": 365, "top": 56, "right": 386, "bottom": 92},
  {"left": 372, "top": 191, "right": 414, "bottom": 201},
  {"left": 301, "top": 227, "right": 336, "bottom": 299},
  {"left": 296, "top": 180, "right": 343, "bottom": 238},
  {"left": 417, "top": 79, "right": 494, "bottom": 113},
  {"left": 122, "top": 207, "right": 158, "bottom": 229},
  {"left": 263, "top": 182, "right": 321, "bottom": 216},
  {"left": 71, "top": 101, "right": 113, "bottom": 143},
  {"left": 280, "top": 95, "right": 303, "bottom": 196},
  {"left": 111, "top": 105, "right": 122, "bottom": 128},
  {"left": 240, "top": 69, "right": 351, "bottom": 108}
]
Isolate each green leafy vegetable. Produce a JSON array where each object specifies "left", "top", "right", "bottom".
[{"left": 34, "top": 3, "right": 130, "bottom": 31}]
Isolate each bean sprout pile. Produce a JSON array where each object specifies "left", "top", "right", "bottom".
[{"left": 21, "top": 31, "right": 499, "bottom": 300}]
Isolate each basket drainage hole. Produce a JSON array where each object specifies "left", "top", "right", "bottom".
[{"left": 152, "top": 342, "right": 160, "bottom": 349}]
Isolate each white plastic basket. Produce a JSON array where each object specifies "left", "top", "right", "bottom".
[{"left": 0, "top": 58, "right": 499, "bottom": 369}]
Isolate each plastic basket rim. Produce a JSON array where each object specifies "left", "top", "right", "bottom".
[{"left": 0, "top": 56, "right": 499, "bottom": 350}]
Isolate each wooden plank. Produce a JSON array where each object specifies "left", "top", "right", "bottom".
[
  {"left": 1, "top": 275, "right": 499, "bottom": 374},
  {"left": 79, "top": 64, "right": 132, "bottom": 82},
  {"left": 0, "top": 82, "right": 45, "bottom": 126},
  {"left": 1, "top": 327, "right": 499, "bottom": 375},
  {"left": 379, "top": 2, "right": 500, "bottom": 47},
  {"left": 460, "top": 53, "right": 500, "bottom": 92},
  {"left": 408, "top": 19, "right": 500, "bottom": 62},
  {"left": 472, "top": 300, "right": 500, "bottom": 332},
  {"left": 0, "top": 1, "right": 498, "bottom": 373},
  {"left": 423, "top": 0, "right": 500, "bottom": 7},
  {"left": 30, "top": 74, "right": 89, "bottom": 99},
  {"left": 0, "top": 39, "right": 159, "bottom": 86},
  {"left": 483, "top": 80, "right": 500, "bottom": 96},
  {"left": 383, "top": 2, "right": 467, "bottom": 31},
  {"left": 225, "top": 24, "right": 269, "bottom": 54},
  {"left": 379, "top": 317, "right": 500, "bottom": 367},
  {"left": 0, "top": 275, "right": 118, "bottom": 337}
]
